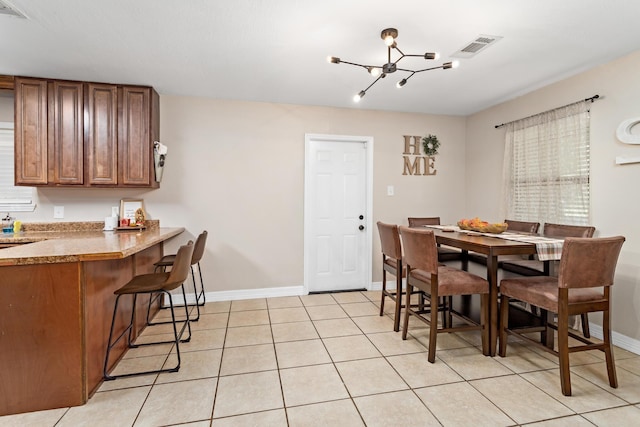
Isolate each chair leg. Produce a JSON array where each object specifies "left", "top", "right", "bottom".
[
  {"left": 581, "top": 313, "right": 591, "bottom": 338},
  {"left": 380, "top": 267, "right": 387, "bottom": 317},
  {"left": 498, "top": 295, "right": 509, "bottom": 357},
  {"left": 104, "top": 295, "right": 124, "bottom": 379},
  {"left": 480, "top": 294, "right": 489, "bottom": 356},
  {"left": 179, "top": 285, "right": 193, "bottom": 342},
  {"left": 558, "top": 311, "right": 572, "bottom": 396},
  {"left": 393, "top": 272, "right": 402, "bottom": 332},
  {"left": 427, "top": 292, "right": 439, "bottom": 363},
  {"left": 194, "top": 262, "right": 206, "bottom": 306},
  {"left": 440, "top": 297, "right": 447, "bottom": 328},
  {"left": 401, "top": 283, "right": 412, "bottom": 340},
  {"left": 189, "top": 265, "right": 201, "bottom": 322},
  {"left": 540, "top": 309, "right": 554, "bottom": 350},
  {"left": 603, "top": 308, "right": 618, "bottom": 388}
]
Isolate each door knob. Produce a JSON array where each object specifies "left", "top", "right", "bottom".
[
  {"left": 359, "top": 215, "right": 364, "bottom": 220},
  {"left": 359, "top": 225, "right": 365, "bottom": 231}
]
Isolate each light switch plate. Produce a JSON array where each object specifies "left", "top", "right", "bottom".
[
  {"left": 387, "top": 185, "right": 394, "bottom": 196},
  {"left": 53, "top": 206, "right": 64, "bottom": 219}
]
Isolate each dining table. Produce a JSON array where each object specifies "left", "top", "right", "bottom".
[{"left": 422, "top": 225, "right": 564, "bottom": 356}]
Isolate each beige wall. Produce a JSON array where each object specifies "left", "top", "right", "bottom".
[
  {"left": 466, "top": 50, "right": 640, "bottom": 340},
  {"left": 1, "top": 93, "right": 467, "bottom": 291},
  {"left": 156, "top": 98, "right": 467, "bottom": 290}
]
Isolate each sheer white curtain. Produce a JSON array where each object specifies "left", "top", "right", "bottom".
[{"left": 501, "top": 101, "right": 591, "bottom": 225}]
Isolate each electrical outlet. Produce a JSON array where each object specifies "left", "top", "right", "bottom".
[
  {"left": 111, "top": 206, "right": 119, "bottom": 217},
  {"left": 53, "top": 206, "right": 64, "bottom": 219}
]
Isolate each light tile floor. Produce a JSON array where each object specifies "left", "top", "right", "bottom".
[{"left": 2, "top": 291, "right": 640, "bottom": 427}]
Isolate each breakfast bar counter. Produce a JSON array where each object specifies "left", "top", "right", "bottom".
[{"left": 0, "top": 223, "right": 185, "bottom": 416}]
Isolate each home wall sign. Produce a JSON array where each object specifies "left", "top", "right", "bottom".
[
  {"left": 615, "top": 117, "right": 640, "bottom": 165},
  {"left": 402, "top": 135, "right": 436, "bottom": 175}
]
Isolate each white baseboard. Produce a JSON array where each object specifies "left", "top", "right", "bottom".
[
  {"left": 170, "top": 282, "right": 640, "bottom": 356},
  {"left": 170, "top": 285, "right": 305, "bottom": 305}
]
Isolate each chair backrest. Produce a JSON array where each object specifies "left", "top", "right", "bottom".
[
  {"left": 544, "top": 223, "right": 595, "bottom": 238},
  {"left": 377, "top": 222, "right": 402, "bottom": 261},
  {"left": 398, "top": 226, "right": 438, "bottom": 274},
  {"left": 408, "top": 217, "right": 441, "bottom": 227},
  {"left": 558, "top": 236, "right": 625, "bottom": 289},
  {"left": 191, "top": 230, "right": 208, "bottom": 264},
  {"left": 164, "top": 241, "right": 195, "bottom": 291},
  {"left": 504, "top": 219, "right": 540, "bottom": 234}
]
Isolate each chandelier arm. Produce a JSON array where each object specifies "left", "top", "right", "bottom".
[
  {"left": 339, "top": 60, "right": 375, "bottom": 70},
  {"left": 362, "top": 74, "right": 386, "bottom": 93},
  {"left": 413, "top": 64, "right": 447, "bottom": 73}
]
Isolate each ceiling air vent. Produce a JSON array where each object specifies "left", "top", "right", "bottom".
[
  {"left": 0, "top": 0, "right": 26, "bottom": 18},
  {"left": 451, "top": 34, "right": 502, "bottom": 58}
]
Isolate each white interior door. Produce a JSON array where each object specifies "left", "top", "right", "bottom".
[{"left": 304, "top": 134, "right": 373, "bottom": 293}]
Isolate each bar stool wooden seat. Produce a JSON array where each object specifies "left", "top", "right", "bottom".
[
  {"left": 103, "top": 241, "right": 194, "bottom": 380},
  {"left": 148, "top": 231, "right": 208, "bottom": 323}
]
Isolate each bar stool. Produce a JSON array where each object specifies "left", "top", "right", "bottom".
[
  {"left": 103, "top": 241, "right": 194, "bottom": 380},
  {"left": 147, "top": 230, "right": 208, "bottom": 324}
]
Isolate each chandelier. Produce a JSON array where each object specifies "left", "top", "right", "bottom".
[{"left": 328, "top": 28, "right": 459, "bottom": 102}]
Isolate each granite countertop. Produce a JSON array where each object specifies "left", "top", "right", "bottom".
[{"left": 0, "top": 222, "right": 184, "bottom": 266}]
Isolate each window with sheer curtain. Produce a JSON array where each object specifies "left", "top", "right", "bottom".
[{"left": 501, "top": 101, "right": 591, "bottom": 225}]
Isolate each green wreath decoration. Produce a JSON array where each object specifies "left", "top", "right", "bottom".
[{"left": 422, "top": 134, "right": 440, "bottom": 156}]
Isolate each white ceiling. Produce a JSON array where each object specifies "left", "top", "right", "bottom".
[{"left": 2, "top": 0, "right": 640, "bottom": 116}]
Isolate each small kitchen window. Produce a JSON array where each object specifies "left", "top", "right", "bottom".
[{"left": 0, "top": 122, "right": 36, "bottom": 212}]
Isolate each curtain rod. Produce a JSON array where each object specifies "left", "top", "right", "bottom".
[{"left": 494, "top": 94, "right": 600, "bottom": 129}]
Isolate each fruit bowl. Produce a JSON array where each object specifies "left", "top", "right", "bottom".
[{"left": 457, "top": 218, "right": 508, "bottom": 234}]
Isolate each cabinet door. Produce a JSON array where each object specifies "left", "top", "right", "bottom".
[
  {"left": 119, "top": 86, "right": 157, "bottom": 187},
  {"left": 14, "top": 77, "right": 48, "bottom": 185},
  {"left": 86, "top": 83, "right": 118, "bottom": 185},
  {"left": 49, "top": 81, "right": 84, "bottom": 185}
]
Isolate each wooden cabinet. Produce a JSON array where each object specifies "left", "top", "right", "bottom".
[
  {"left": 86, "top": 83, "right": 118, "bottom": 185},
  {"left": 14, "top": 78, "right": 48, "bottom": 185},
  {"left": 49, "top": 80, "right": 84, "bottom": 185},
  {"left": 14, "top": 76, "right": 159, "bottom": 188},
  {"left": 119, "top": 86, "right": 158, "bottom": 187}
]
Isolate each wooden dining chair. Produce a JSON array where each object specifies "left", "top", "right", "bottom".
[
  {"left": 499, "top": 235, "right": 625, "bottom": 396},
  {"left": 376, "top": 222, "right": 405, "bottom": 332},
  {"left": 399, "top": 226, "right": 489, "bottom": 362},
  {"left": 407, "top": 217, "right": 462, "bottom": 262},
  {"left": 500, "top": 222, "right": 595, "bottom": 337}
]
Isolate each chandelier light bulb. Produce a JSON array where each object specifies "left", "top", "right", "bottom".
[
  {"left": 384, "top": 35, "right": 394, "bottom": 46},
  {"left": 451, "top": 60, "right": 460, "bottom": 68},
  {"left": 368, "top": 67, "right": 381, "bottom": 77},
  {"left": 396, "top": 79, "right": 407, "bottom": 88},
  {"left": 327, "top": 56, "right": 340, "bottom": 64},
  {"left": 353, "top": 90, "right": 366, "bottom": 102}
]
